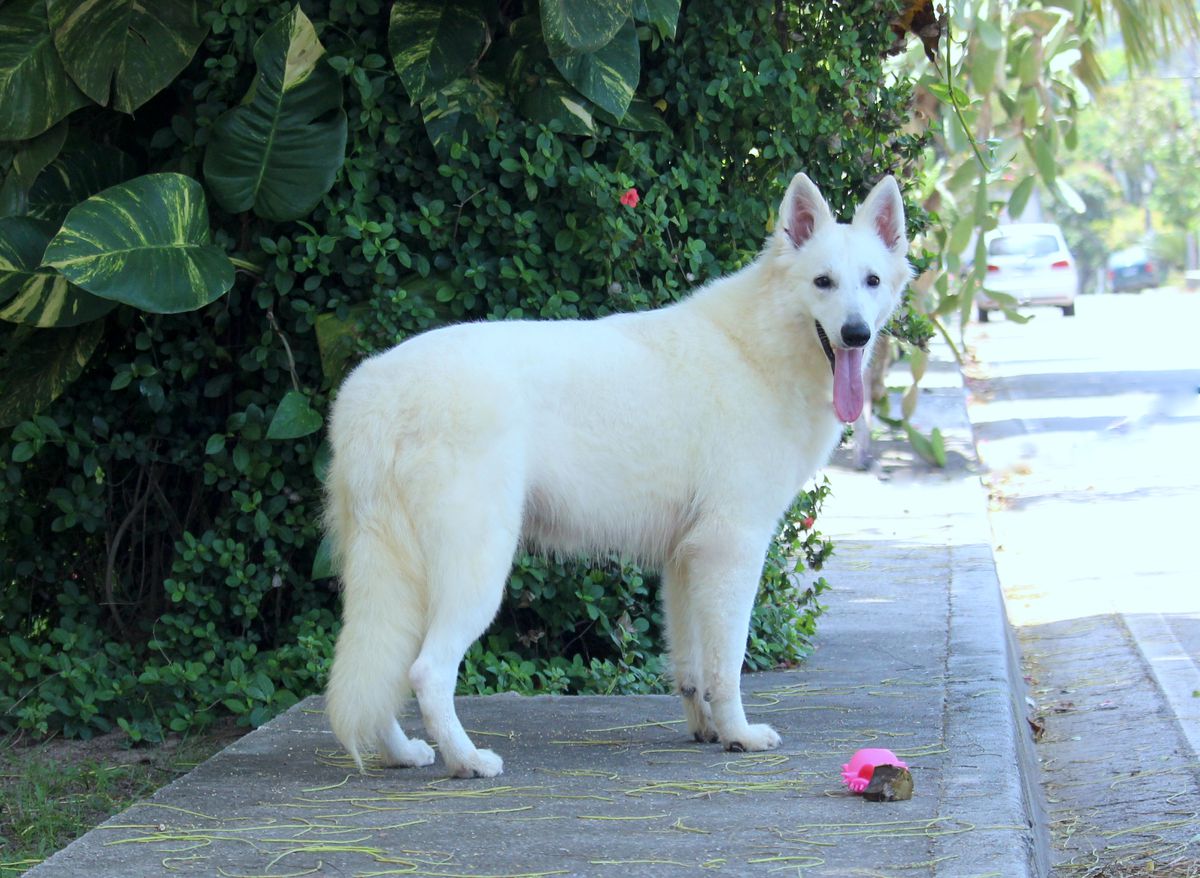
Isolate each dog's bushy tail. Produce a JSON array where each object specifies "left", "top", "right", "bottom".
[{"left": 323, "top": 391, "right": 427, "bottom": 771}]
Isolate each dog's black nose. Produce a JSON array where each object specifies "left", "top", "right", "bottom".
[{"left": 840, "top": 320, "right": 871, "bottom": 348}]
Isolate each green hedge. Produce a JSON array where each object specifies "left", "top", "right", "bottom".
[{"left": 0, "top": 0, "right": 922, "bottom": 741}]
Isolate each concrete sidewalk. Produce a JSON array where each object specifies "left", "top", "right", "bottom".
[{"left": 29, "top": 367, "right": 1049, "bottom": 878}]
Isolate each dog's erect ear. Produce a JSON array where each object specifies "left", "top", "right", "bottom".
[
  {"left": 853, "top": 176, "right": 907, "bottom": 253},
  {"left": 781, "top": 173, "right": 833, "bottom": 250}
]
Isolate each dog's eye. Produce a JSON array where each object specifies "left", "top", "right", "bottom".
[
  {"left": 866, "top": 274, "right": 881, "bottom": 287},
  {"left": 814, "top": 275, "right": 833, "bottom": 289}
]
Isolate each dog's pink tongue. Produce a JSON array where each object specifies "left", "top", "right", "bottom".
[{"left": 833, "top": 347, "right": 864, "bottom": 423}]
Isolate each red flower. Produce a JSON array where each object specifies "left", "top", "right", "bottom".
[
  {"left": 619, "top": 187, "right": 640, "bottom": 208},
  {"left": 802, "top": 516, "right": 816, "bottom": 530}
]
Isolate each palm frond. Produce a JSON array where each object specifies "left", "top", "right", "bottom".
[{"left": 1093, "top": 0, "right": 1200, "bottom": 71}]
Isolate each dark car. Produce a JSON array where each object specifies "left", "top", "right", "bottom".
[{"left": 1107, "top": 246, "right": 1164, "bottom": 293}]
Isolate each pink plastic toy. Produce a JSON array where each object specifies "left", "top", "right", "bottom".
[{"left": 841, "top": 748, "right": 909, "bottom": 793}]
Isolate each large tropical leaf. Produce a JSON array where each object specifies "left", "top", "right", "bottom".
[
  {"left": 27, "top": 145, "right": 139, "bottom": 226},
  {"left": 550, "top": 18, "right": 639, "bottom": 119},
  {"left": 632, "top": 0, "right": 680, "bottom": 39},
  {"left": 420, "top": 76, "right": 503, "bottom": 157},
  {"left": 203, "top": 5, "right": 347, "bottom": 222},
  {"left": 518, "top": 76, "right": 597, "bottom": 135},
  {"left": 0, "top": 122, "right": 68, "bottom": 218},
  {"left": 541, "top": 0, "right": 631, "bottom": 54},
  {"left": 483, "top": 14, "right": 547, "bottom": 93},
  {"left": 0, "top": 217, "right": 116, "bottom": 327},
  {"left": 0, "top": 0, "right": 90, "bottom": 140},
  {"left": 0, "top": 321, "right": 104, "bottom": 428},
  {"left": 1090, "top": 0, "right": 1200, "bottom": 73},
  {"left": 42, "top": 173, "right": 234, "bottom": 314},
  {"left": 388, "top": 0, "right": 488, "bottom": 103},
  {"left": 47, "top": 0, "right": 208, "bottom": 113},
  {"left": 594, "top": 96, "right": 670, "bottom": 133}
]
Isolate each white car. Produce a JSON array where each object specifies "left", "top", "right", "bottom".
[{"left": 977, "top": 223, "right": 1078, "bottom": 321}]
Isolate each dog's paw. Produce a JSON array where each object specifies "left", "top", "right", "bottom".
[
  {"left": 381, "top": 736, "right": 436, "bottom": 769},
  {"left": 686, "top": 710, "right": 720, "bottom": 744},
  {"left": 723, "top": 723, "right": 781, "bottom": 753},
  {"left": 449, "top": 748, "right": 504, "bottom": 779},
  {"left": 682, "top": 694, "right": 719, "bottom": 744}
]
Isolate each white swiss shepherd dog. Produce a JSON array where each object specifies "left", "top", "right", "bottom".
[{"left": 324, "top": 172, "right": 912, "bottom": 778}]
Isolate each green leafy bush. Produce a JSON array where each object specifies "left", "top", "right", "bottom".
[{"left": 0, "top": 0, "right": 922, "bottom": 741}]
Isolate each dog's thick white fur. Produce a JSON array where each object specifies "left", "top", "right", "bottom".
[{"left": 324, "top": 172, "right": 912, "bottom": 778}]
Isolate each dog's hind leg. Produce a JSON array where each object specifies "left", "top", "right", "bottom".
[
  {"left": 378, "top": 715, "right": 436, "bottom": 768},
  {"left": 663, "top": 558, "right": 719, "bottom": 743},
  {"left": 408, "top": 544, "right": 514, "bottom": 777},
  {"left": 408, "top": 479, "right": 521, "bottom": 778}
]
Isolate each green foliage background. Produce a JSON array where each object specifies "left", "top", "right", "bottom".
[{"left": 0, "top": 0, "right": 922, "bottom": 742}]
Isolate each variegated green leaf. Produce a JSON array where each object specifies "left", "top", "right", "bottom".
[
  {"left": 0, "top": 0, "right": 90, "bottom": 140},
  {"left": 632, "top": 0, "right": 680, "bottom": 39},
  {"left": 388, "top": 0, "right": 488, "bottom": 103},
  {"left": 0, "top": 216, "right": 116, "bottom": 327},
  {"left": 0, "top": 321, "right": 104, "bottom": 428},
  {"left": 420, "top": 76, "right": 503, "bottom": 157},
  {"left": 203, "top": 5, "right": 347, "bottom": 222},
  {"left": 43, "top": 173, "right": 233, "bottom": 314},
  {"left": 0, "top": 122, "right": 68, "bottom": 218},
  {"left": 594, "top": 96, "right": 669, "bottom": 133},
  {"left": 550, "top": 18, "right": 638, "bottom": 119},
  {"left": 518, "top": 76, "right": 597, "bottom": 135},
  {"left": 27, "top": 145, "right": 139, "bottom": 227},
  {"left": 0, "top": 219, "right": 51, "bottom": 308},
  {"left": 487, "top": 13, "right": 547, "bottom": 93},
  {"left": 541, "top": 0, "right": 631, "bottom": 54},
  {"left": 47, "top": 0, "right": 207, "bottom": 113}
]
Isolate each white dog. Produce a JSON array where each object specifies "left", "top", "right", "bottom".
[{"left": 324, "top": 172, "right": 911, "bottom": 777}]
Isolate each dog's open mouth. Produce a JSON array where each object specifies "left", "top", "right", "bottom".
[
  {"left": 814, "top": 320, "right": 864, "bottom": 424},
  {"left": 814, "top": 321, "right": 835, "bottom": 375}
]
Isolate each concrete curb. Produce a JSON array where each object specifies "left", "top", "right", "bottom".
[
  {"left": 910, "top": 349, "right": 1053, "bottom": 877},
  {"left": 1121, "top": 612, "right": 1200, "bottom": 757},
  {"left": 936, "top": 542, "right": 1052, "bottom": 877}
]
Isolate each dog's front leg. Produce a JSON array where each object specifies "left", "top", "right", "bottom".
[
  {"left": 686, "top": 531, "right": 782, "bottom": 753},
  {"left": 662, "top": 558, "right": 719, "bottom": 743}
]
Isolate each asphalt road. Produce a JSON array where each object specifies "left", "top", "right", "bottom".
[{"left": 963, "top": 287, "right": 1200, "bottom": 874}]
